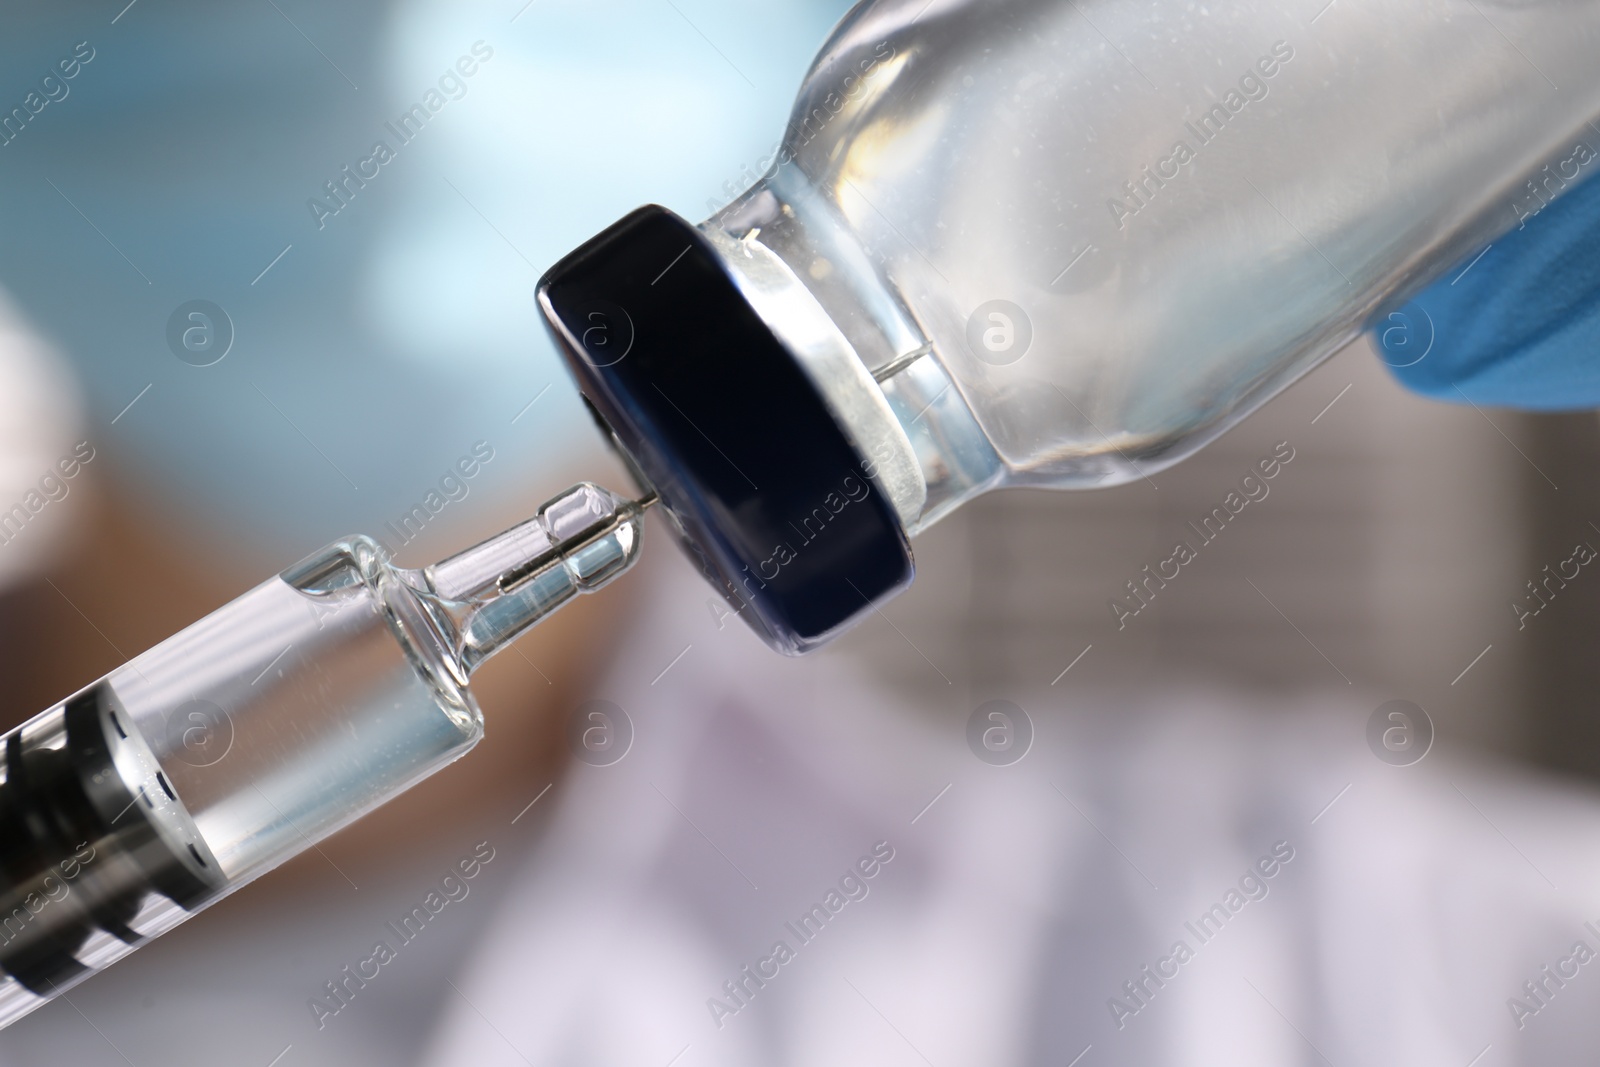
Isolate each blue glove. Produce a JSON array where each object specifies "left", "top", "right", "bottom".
[{"left": 1373, "top": 163, "right": 1600, "bottom": 410}]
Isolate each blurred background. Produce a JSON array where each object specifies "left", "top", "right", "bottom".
[{"left": 2, "top": 0, "right": 1599, "bottom": 1064}]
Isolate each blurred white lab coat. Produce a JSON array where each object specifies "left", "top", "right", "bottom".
[{"left": 422, "top": 556, "right": 1600, "bottom": 1067}]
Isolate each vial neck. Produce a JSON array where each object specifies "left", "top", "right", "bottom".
[{"left": 702, "top": 173, "right": 1003, "bottom": 535}]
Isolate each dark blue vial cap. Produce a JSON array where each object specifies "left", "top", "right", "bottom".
[{"left": 538, "top": 205, "right": 914, "bottom": 654}]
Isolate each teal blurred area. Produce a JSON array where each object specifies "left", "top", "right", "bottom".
[{"left": 0, "top": 0, "right": 854, "bottom": 557}]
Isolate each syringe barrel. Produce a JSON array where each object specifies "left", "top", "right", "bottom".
[{"left": 0, "top": 534, "right": 481, "bottom": 1029}]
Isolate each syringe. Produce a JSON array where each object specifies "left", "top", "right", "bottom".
[{"left": 0, "top": 481, "right": 651, "bottom": 1029}]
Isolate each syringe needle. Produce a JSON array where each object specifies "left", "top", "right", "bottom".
[
  {"left": 493, "top": 488, "right": 650, "bottom": 596},
  {"left": 418, "top": 483, "right": 647, "bottom": 674}
]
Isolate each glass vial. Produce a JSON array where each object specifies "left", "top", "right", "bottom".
[{"left": 542, "top": 0, "right": 1600, "bottom": 652}]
